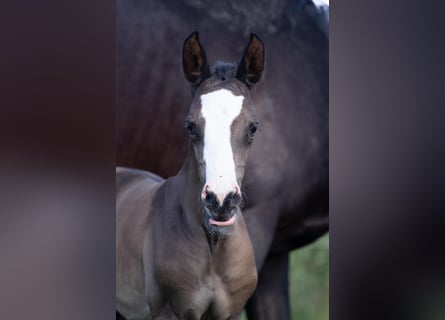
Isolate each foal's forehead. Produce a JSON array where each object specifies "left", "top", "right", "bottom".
[
  {"left": 200, "top": 87, "right": 244, "bottom": 113},
  {"left": 188, "top": 78, "right": 254, "bottom": 121}
]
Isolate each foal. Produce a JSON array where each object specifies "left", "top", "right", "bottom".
[{"left": 116, "top": 32, "right": 265, "bottom": 319}]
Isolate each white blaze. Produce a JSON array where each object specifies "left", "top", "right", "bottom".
[{"left": 200, "top": 89, "right": 244, "bottom": 204}]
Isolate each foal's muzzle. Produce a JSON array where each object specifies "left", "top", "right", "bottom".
[{"left": 203, "top": 191, "right": 241, "bottom": 226}]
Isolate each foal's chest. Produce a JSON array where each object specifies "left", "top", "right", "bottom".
[{"left": 158, "top": 269, "right": 257, "bottom": 319}]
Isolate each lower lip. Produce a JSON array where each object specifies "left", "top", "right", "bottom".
[{"left": 209, "top": 214, "right": 236, "bottom": 227}]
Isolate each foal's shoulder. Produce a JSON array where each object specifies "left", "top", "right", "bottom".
[{"left": 116, "top": 167, "right": 164, "bottom": 190}]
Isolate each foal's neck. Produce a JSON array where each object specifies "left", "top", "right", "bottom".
[{"left": 176, "top": 147, "right": 203, "bottom": 214}]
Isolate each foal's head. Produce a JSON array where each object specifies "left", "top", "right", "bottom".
[{"left": 182, "top": 31, "right": 264, "bottom": 234}]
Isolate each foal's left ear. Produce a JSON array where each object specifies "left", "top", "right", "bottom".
[{"left": 236, "top": 33, "right": 265, "bottom": 89}]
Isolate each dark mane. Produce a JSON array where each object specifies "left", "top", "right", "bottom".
[{"left": 211, "top": 61, "right": 237, "bottom": 81}]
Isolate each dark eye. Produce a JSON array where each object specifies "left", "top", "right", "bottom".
[
  {"left": 185, "top": 120, "right": 198, "bottom": 138},
  {"left": 248, "top": 122, "right": 259, "bottom": 139}
]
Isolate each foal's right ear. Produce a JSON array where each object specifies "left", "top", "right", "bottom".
[{"left": 182, "top": 31, "right": 211, "bottom": 87}]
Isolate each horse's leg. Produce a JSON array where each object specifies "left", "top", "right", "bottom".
[
  {"left": 116, "top": 311, "right": 126, "bottom": 320},
  {"left": 245, "top": 252, "right": 290, "bottom": 320},
  {"left": 242, "top": 202, "right": 287, "bottom": 320},
  {"left": 270, "top": 212, "right": 329, "bottom": 254}
]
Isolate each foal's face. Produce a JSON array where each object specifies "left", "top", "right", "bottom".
[
  {"left": 186, "top": 80, "right": 258, "bottom": 228},
  {"left": 182, "top": 31, "right": 264, "bottom": 232}
]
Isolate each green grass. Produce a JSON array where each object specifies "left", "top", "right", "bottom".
[
  {"left": 241, "top": 234, "right": 329, "bottom": 320},
  {"left": 290, "top": 234, "right": 329, "bottom": 320}
]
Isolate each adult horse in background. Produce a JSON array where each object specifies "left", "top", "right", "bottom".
[{"left": 116, "top": 1, "right": 328, "bottom": 319}]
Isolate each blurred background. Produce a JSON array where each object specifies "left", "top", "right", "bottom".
[{"left": 4, "top": 1, "right": 445, "bottom": 320}]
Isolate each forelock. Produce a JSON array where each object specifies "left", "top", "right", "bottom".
[{"left": 211, "top": 61, "right": 237, "bottom": 81}]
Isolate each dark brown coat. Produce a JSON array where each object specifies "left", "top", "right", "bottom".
[{"left": 116, "top": 159, "right": 257, "bottom": 319}]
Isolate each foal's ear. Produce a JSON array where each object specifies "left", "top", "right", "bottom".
[
  {"left": 182, "top": 31, "right": 211, "bottom": 86},
  {"left": 236, "top": 33, "right": 265, "bottom": 89}
]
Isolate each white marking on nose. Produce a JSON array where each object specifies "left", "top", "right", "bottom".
[{"left": 200, "top": 88, "right": 244, "bottom": 204}]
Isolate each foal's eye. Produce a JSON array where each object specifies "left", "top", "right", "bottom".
[
  {"left": 248, "top": 122, "right": 259, "bottom": 139},
  {"left": 185, "top": 121, "right": 198, "bottom": 138}
]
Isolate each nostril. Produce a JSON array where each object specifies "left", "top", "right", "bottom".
[
  {"left": 221, "top": 189, "right": 242, "bottom": 210},
  {"left": 202, "top": 185, "right": 210, "bottom": 199},
  {"left": 203, "top": 191, "right": 219, "bottom": 210}
]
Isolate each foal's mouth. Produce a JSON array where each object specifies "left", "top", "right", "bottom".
[
  {"left": 202, "top": 191, "right": 241, "bottom": 228},
  {"left": 208, "top": 210, "right": 237, "bottom": 226}
]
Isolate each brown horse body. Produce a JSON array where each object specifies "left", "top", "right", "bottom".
[
  {"left": 116, "top": 1, "right": 328, "bottom": 319},
  {"left": 116, "top": 165, "right": 257, "bottom": 319}
]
